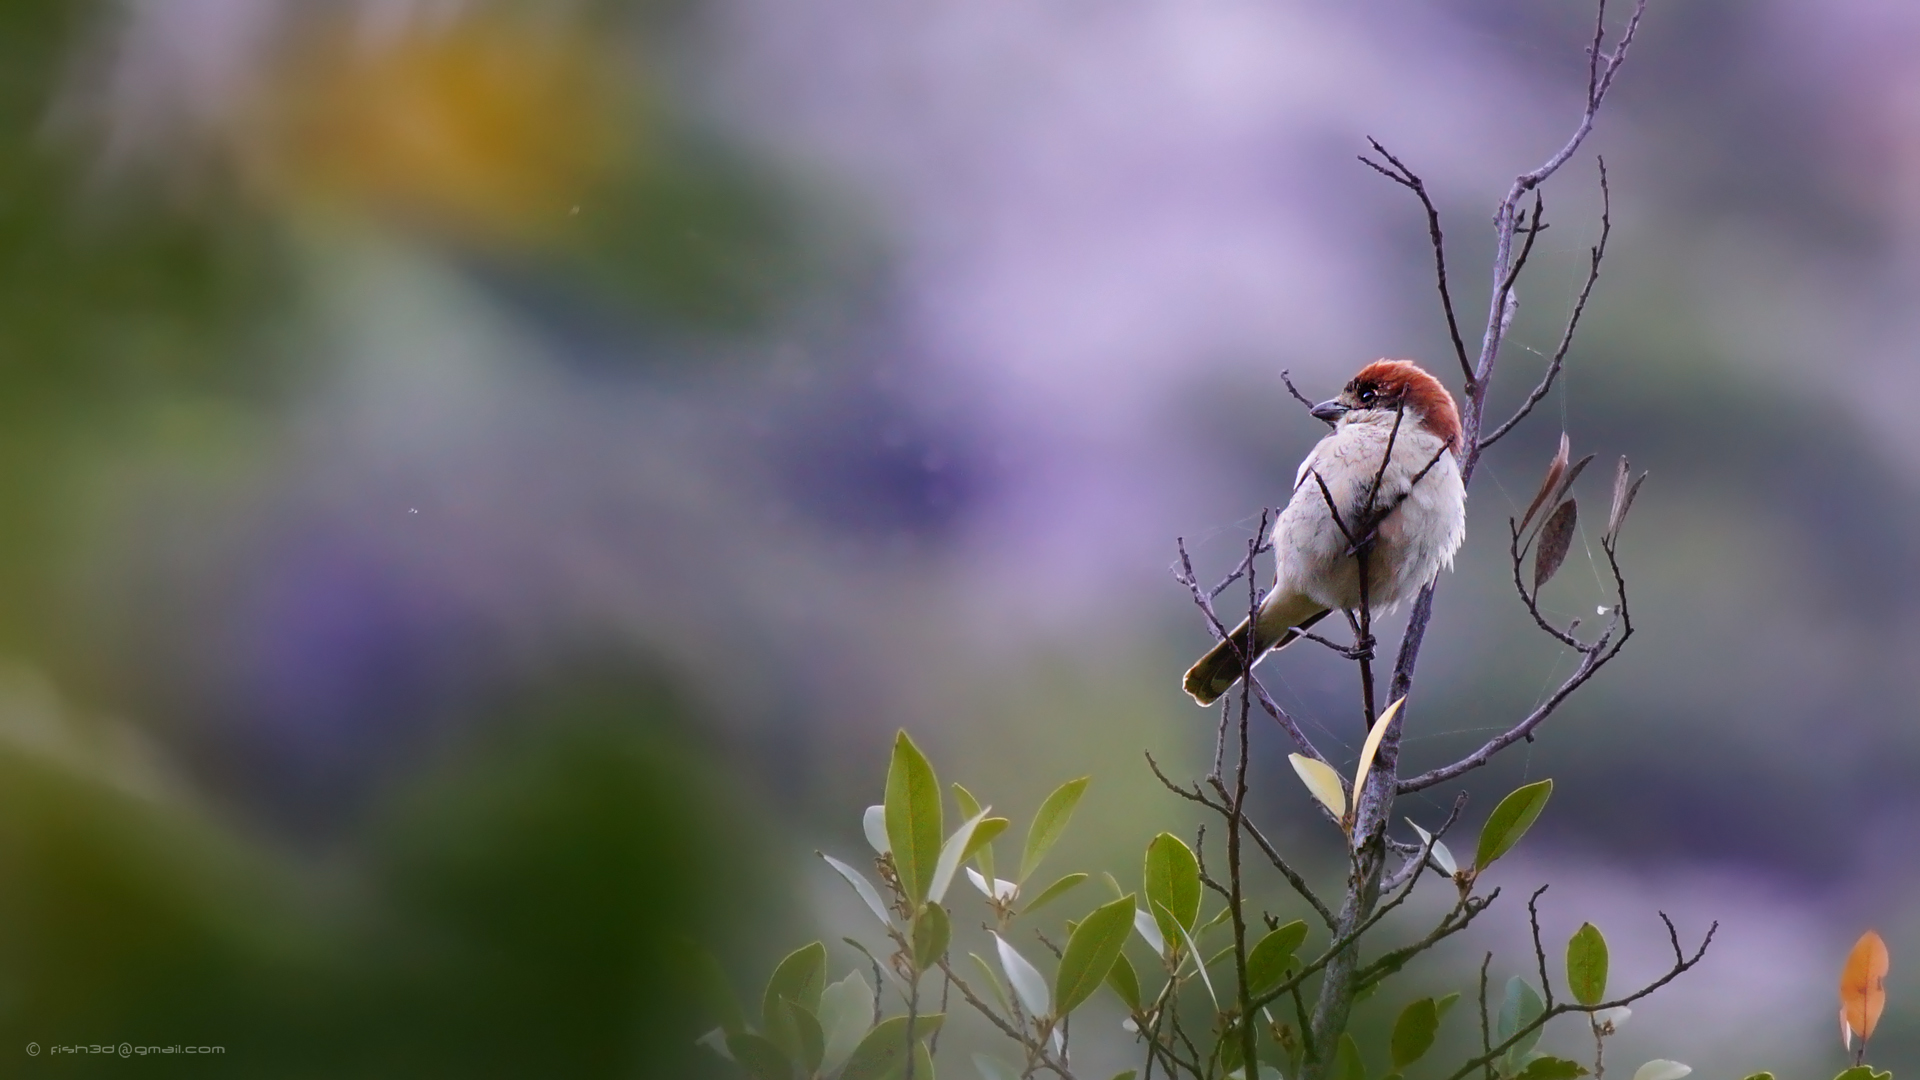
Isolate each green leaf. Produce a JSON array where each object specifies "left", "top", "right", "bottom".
[
  {"left": 1736, "top": 1075, "right": 1774, "bottom": 1080},
  {"left": 1435, "top": 992, "right": 1460, "bottom": 1022},
  {"left": 685, "top": 940, "right": 746, "bottom": 1034},
  {"left": 1143, "top": 833, "right": 1201, "bottom": 947},
  {"left": 1106, "top": 951, "right": 1142, "bottom": 1012},
  {"left": 1498, "top": 977, "right": 1546, "bottom": 1062},
  {"left": 1111, "top": 1073, "right": 1139, "bottom": 1080},
  {"left": 774, "top": 999, "right": 825, "bottom": 1075},
  {"left": 929, "top": 808, "right": 994, "bottom": 904},
  {"left": 1389, "top": 997, "right": 1439, "bottom": 1068},
  {"left": 818, "top": 971, "right": 874, "bottom": 1075},
  {"left": 1021, "top": 873, "right": 1089, "bottom": 915},
  {"left": 1054, "top": 894, "right": 1138, "bottom": 1016},
  {"left": 1334, "top": 1032, "right": 1367, "bottom": 1080},
  {"left": 726, "top": 1031, "right": 796, "bottom": 1080},
  {"left": 886, "top": 731, "right": 944, "bottom": 904},
  {"left": 762, "top": 942, "right": 828, "bottom": 1031},
  {"left": 973, "top": 1055, "right": 1020, "bottom": 1080},
  {"left": 822, "top": 853, "right": 894, "bottom": 928},
  {"left": 912, "top": 902, "right": 951, "bottom": 973},
  {"left": 1566, "top": 922, "right": 1609, "bottom": 1007},
  {"left": 1628, "top": 1063, "right": 1690, "bottom": 1080},
  {"left": 838, "top": 1014, "right": 944, "bottom": 1080},
  {"left": 952, "top": 784, "right": 995, "bottom": 879},
  {"left": 968, "top": 952, "right": 1012, "bottom": 1015},
  {"left": 1832, "top": 1070, "right": 1880, "bottom": 1080},
  {"left": 1021, "top": 776, "right": 1090, "bottom": 883},
  {"left": 966, "top": 818, "right": 1009, "bottom": 861},
  {"left": 1245, "top": 920, "right": 1309, "bottom": 995},
  {"left": 1132, "top": 908, "right": 1166, "bottom": 957},
  {"left": 1163, "top": 908, "right": 1217, "bottom": 1009},
  {"left": 1517, "top": 1057, "right": 1589, "bottom": 1080},
  {"left": 993, "top": 932, "right": 1052, "bottom": 1018},
  {"left": 1475, "top": 779, "right": 1554, "bottom": 871}
]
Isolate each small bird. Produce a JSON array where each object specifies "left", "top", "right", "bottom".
[{"left": 1183, "top": 359, "right": 1467, "bottom": 706}]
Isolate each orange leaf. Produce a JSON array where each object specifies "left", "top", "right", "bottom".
[{"left": 1839, "top": 930, "right": 1890, "bottom": 1041}]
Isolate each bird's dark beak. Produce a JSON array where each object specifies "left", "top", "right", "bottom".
[{"left": 1310, "top": 399, "right": 1349, "bottom": 423}]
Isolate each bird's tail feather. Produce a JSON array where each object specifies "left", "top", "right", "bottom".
[{"left": 1182, "top": 597, "right": 1331, "bottom": 706}]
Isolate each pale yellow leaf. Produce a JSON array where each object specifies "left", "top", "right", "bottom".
[
  {"left": 1351, "top": 697, "right": 1406, "bottom": 810},
  {"left": 1289, "top": 754, "right": 1346, "bottom": 821}
]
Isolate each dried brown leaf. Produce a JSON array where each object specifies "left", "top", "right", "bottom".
[
  {"left": 1610, "top": 472, "right": 1647, "bottom": 543},
  {"left": 1607, "top": 457, "right": 1631, "bottom": 536},
  {"left": 1533, "top": 500, "right": 1578, "bottom": 593},
  {"left": 1520, "top": 434, "right": 1570, "bottom": 535},
  {"left": 1550, "top": 453, "right": 1597, "bottom": 514}
]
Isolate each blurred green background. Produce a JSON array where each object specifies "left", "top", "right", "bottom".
[{"left": 0, "top": 0, "right": 1914, "bottom": 1075}]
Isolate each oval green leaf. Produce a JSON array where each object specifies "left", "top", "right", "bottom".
[
  {"left": 726, "top": 1030, "right": 795, "bottom": 1080},
  {"left": 1054, "top": 894, "right": 1138, "bottom": 1017},
  {"left": 822, "top": 853, "right": 894, "bottom": 928},
  {"left": 838, "top": 1014, "right": 944, "bottom": 1080},
  {"left": 1498, "top": 977, "right": 1546, "bottom": 1061},
  {"left": 1517, "top": 1057, "right": 1590, "bottom": 1080},
  {"left": 762, "top": 942, "right": 827, "bottom": 1030},
  {"left": 1334, "top": 1033, "right": 1366, "bottom": 1080},
  {"left": 1390, "top": 996, "right": 1439, "bottom": 1068},
  {"left": 1106, "top": 951, "right": 1142, "bottom": 1012},
  {"left": 1143, "top": 832, "right": 1201, "bottom": 946},
  {"left": 1021, "top": 776, "right": 1090, "bottom": 883},
  {"left": 775, "top": 998, "right": 825, "bottom": 1074},
  {"left": 929, "top": 808, "right": 993, "bottom": 904},
  {"left": 992, "top": 932, "right": 1052, "bottom": 1019},
  {"left": 885, "top": 731, "right": 944, "bottom": 904},
  {"left": 1021, "top": 872, "right": 1089, "bottom": 916},
  {"left": 1245, "top": 920, "right": 1309, "bottom": 995},
  {"left": 912, "top": 902, "right": 951, "bottom": 973},
  {"left": 684, "top": 940, "right": 746, "bottom": 1034},
  {"left": 1475, "top": 779, "right": 1554, "bottom": 871},
  {"left": 974, "top": 1054, "right": 1021, "bottom": 1080},
  {"left": 818, "top": 971, "right": 874, "bottom": 1075},
  {"left": 1567, "top": 922, "right": 1609, "bottom": 1007}
]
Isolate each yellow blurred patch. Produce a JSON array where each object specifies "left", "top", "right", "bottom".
[{"left": 248, "top": 14, "right": 630, "bottom": 245}]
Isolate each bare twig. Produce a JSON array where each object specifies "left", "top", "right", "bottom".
[
  {"left": 1281, "top": 369, "right": 1321, "bottom": 416},
  {"left": 1358, "top": 139, "right": 1474, "bottom": 384},
  {"left": 1438, "top": 916, "right": 1716, "bottom": 1080},
  {"left": 1528, "top": 885, "right": 1556, "bottom": 1010},
  {"left": 1481, "top": 160, "right": 1613, "bottom": 451}
]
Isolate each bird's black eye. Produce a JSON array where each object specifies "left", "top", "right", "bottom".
[{"left": 1357, "top": 387, "right": 1377, "bottom": 405}]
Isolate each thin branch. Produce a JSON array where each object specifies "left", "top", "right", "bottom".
[
  {"left": 1248, "top": 673, "right": 1330, "bottom": 768},
  {"left": 1528, "top": 885, "right": 1556, "bottom": 1010},
  {"left": 1438, "top": 916, "right": 1716, "bottom": 1080},
  {"left": 1478, "top": 953, "right": 1495, "bottom": 1080},
  {"left": 1359, "top": 139, "right": 1474, "bottom": 385},
  {"left": 1240, "top": 815, "right": 1337, "bottom": 929},
  {"left": 1481, "top": 159, "right": 1613, "bottom": 451},
  {"left": 1281, "top": 369, "right": 1322, "bottom": 416}
]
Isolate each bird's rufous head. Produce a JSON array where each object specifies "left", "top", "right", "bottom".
[{"left": 1309, "top": 359, "right": 1462, "bottom": 453}]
